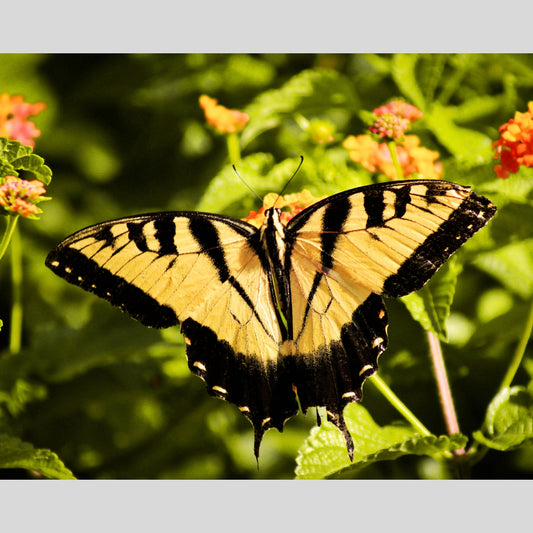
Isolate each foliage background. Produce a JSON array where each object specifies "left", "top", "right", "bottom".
[{"left": 1, "top": 53, "right": 533, "bottom": 479}]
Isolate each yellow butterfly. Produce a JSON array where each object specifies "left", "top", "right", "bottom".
[{"left": 46, "top": 179, "right": 496, "bottom": 459}]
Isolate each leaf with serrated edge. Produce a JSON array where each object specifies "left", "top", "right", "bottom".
[
  {"left": 473, "top": 386, "right": 533, "bottom": 451},
  {"left": 400, "top": 257, "right": 461, "bottom": 340},
  {"left": 295, "top": 403, "right": 467, "bottom": 479},
  {"left": 0, "top": 434, "right": 76, "bottom": 479}
]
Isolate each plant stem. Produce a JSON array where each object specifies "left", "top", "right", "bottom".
[
  {"left": 226, "top": 132, "right": 241, "bottom": 165},
  {"left": 370, "top": 373, "right": 432, "bottom": 436},
  {"left": 0, "top": 215, "right": 19, "bottom": 262},
  {"left": 498, "top": 295, "right": 533, "bottom": 392},
  {"left": 387, "top": 140, "right": 404, "bottom": 180},
  {"left": 427, "top": 331, "right": 461, "bottom": 437},
  {"left": 426, "top": 331, "right": 470, "bottom": 477},
  {"left": 9, "top": 224, "right": 23, "bottom": 354}
]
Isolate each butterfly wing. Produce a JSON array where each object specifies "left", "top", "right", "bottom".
[
  {"left": 46, "top": 179, "right": 497, "bottom": 461},
  {"left": 46, "top": 212, "right": 300, "bottom": 450},
  {"left": 283, "top": 179, "right": 496, "bottom": 449}
]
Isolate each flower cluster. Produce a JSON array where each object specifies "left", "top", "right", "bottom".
[
  {"left": 493, "top": 101, "right": 533, "bottom": 179},
  {"left": 343, "top": 100, "right": 440, "bottom": 180},
  {"left": 0, "top": 176, "right": 47, "bottom": 217},
  {"left": 343, "top": 134, "right": 442, "bottom": 180},
  {"left": 199, "top": 95, "right": 249, "bottom": 134},
  {"left": 369, "top": 100, "right": 423, "bottom": 141},
  {"left": 242, "top": 189, "right": 325, "bottom": 228},
  {"left": 373, "top": 100, "right": 424, "bottom": 122},
  {"left": 369, "top": 114, "right": 410, "bottom": 141},
  {"left": 0, "top": 93, "right": 46, "bottom": 147}
]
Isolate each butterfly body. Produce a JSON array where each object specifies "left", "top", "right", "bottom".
[{"left": 46, "top": 179, "right": 496, "bottom": 459}]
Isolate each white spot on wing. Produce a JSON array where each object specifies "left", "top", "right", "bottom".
[{"left": 359, "top": 364, "right": 374, "bottom": 376}]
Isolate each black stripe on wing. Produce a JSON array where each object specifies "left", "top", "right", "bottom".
[
  {"left": 382, "top": 190, "right": 497, "bottom": 297},
  {"left": 46, "top": 245, "right": 179, "bottom": 328},
  {"left": 288, "top": 196, "right": 352, "bottom": 334}
]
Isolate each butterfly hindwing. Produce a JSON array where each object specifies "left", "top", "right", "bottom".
[{"left": 280, "top": 179, "right": 496, "bottom": 448}]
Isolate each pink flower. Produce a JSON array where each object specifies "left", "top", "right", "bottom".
[
  {"left": 0, "top": 93, "right": 46, "bottom": 147},
  {"left": 373, "top": 100, "right": 423, "bottom": 122},
  {"left": 0, "top": 176, "right": 47, "bottom": 217}
]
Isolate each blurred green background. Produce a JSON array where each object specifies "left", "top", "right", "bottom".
[{"left": 1, "top": 54, "right": 533, "bottom": 479}]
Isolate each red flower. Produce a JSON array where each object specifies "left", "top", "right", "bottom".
[
  {"left": 199, "top": 95, "right": 249, "bottom": 134},
  {"left": 0, "top": 93, "right": 46, "bottom": 147},
  {"left": 493, "top": 101, "right": 533, "bottom": 178}
]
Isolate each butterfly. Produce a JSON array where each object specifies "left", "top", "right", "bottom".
[{"left": 46, "top": 178, "right": 496, "bottom": 459}]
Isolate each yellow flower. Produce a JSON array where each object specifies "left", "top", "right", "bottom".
[
  {"left": 307, "top": 119, "right": 335, "bottom": 145},
  {"left": 199, "top": 95, "right": 249, "bottom": 134}
]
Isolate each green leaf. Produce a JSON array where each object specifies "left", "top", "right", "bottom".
[
  {"left": 0, "top": 434, "right": 76, "bottom": 479},
  {"left": 295, "top": 403, "right": 466, "bottom": 479},
  {"left": 240, "top": 69, "right": 358, "bottom": 148},
  {"left": 0, "top": 138, "right": 52, "bottom": 184},
  {"left": 448, "top": 94, "right": 511, "bottom": 124},
  {"left": 477, "top": 173, "right": 533, "bottom": 208},
  {"left": 473, "top": 240, "right": 533, "bottom": 299},
  {"left": 400, "top": 256, "right": 462, "bottom": 340},
  {"left": 473, "top": 385, "right": 533, "bottom": 451},
  {"left": 195, "top": 152, "right": 276, "bottom": 214},
  {"left": 425, "top": 104, "right": 493, "bottom": 167},
  {"left": 390, "top": 54, "right": 426, "bottom": 110}
]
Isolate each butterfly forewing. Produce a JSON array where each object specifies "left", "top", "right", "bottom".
[{"left": 287, "top": 180, "right": 495, "bottom": 298}]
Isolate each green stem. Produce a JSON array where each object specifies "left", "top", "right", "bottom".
[
  {"left": 387, "top": 140, "right": 404, "bottom": 180},
  {"left": 226, "top": 133, "right": 241, "bottom": 165},
  {"left": 498, "top": 295, "right": 533, "bottom": 392},
  {"left": 370, "top": 373, "right": 432, "bottom": 436},
  {"left": 9, "top": 224, "right": 23, "bottom": 354},
  {"left": 0, "top": 215, "right": 20, "bottom": 262}
]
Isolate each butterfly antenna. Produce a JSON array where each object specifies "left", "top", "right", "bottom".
[
  {"left": 232, "top": 164, "right": 263, "bottom": 203},
  {"left": 273, "top": 155, "right": 304, "bottom": 209}
]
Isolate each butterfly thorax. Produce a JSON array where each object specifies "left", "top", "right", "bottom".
[{"left": 260, "top": 207, "right": 292, "bottom": 335}]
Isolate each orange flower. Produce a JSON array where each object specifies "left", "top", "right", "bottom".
[
  {"left": 0, "top": 175, "right": 47, "bottom": 217},
  {"left": 343, "top": 134, "right": 381, "bottom": 173},
  {"left": 0, "top": 93, "right": 46, "bottom": 147},
  {"left": 242, "top": 189, "right": 325, "bottom": 228},
  {"left": 199, "top": 95, "right": 249, "bottom": 134},
  {"left": 493, "top": 101, "right": 533, "bottom": 178},
  {"left": 343, "top": 134, "right": 442, "bottom": 180}
]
